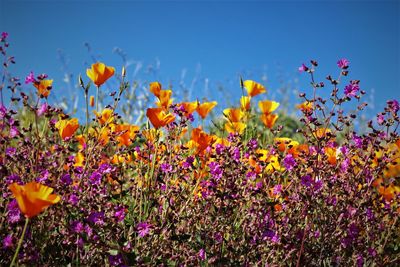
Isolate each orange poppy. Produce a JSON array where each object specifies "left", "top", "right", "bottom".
[
  {"left": 179, "top": 101, "right": 198, "bottom": 115},
  {"left": 313, "top": 128, "right": 332, "bottom": 139},
  {"left": 296, "top": 101, "right": 313, "bottom": 112},
  {"left": 260, "top": 113, "right": 278, "bottom": 129},
  {"left": 223, "top": 108, "right": 245, "bottom": 122},
  {"left": 86, "top": 62, "right": 115, "bottom": 87},
  {"left": 33, "top": 79, "right": 53, "bottom": 98},
  {"left": 90, "top": 95, "right": 95, "bottom": 107},
  {"left": 242, "top": 80, "right": 266, "bottom": 97},
  {"left": 146, "top": 108, "right": 175, "bottom": 129},
  {"left": 196, "top": 101, "right": 217, "bottom": 119},
  {"left": 55, "top": 118, "right": 79, "bottom": 140},
  {"left": 111, "top": 124, "right": 140, "bottom": 146},
  {"left": 274, "top": 137, "right": 299, "bottom": 152},
  {"left": 191, "top": 127, "right": 215, "bottom": 153},
  {"left": 9, "top": 182, "right": 60, "bottom": 218},
  {"left": 149, "top": 81, "right": 162, "bottom": 98}
]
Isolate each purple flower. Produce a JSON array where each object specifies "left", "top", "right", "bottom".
[
  {"left": 340, "top": 158, "right": 350, "bottom": 172},
  {"left": 37, "top": 103, "right": 48, "bottom": 116},
  {"left": 89, "top": 171, "right": 102, "bottom": 185},
  {"left": 160, "top": 162, "right": 173, "bottom": 173},
  {"left": 214, "top": 232, "right": 223, "bottom": 243},
  {"left": 283, "top": 154, "right": 296, "bottom": 170},
  {"left": 232, "top": 147, "right": 240, "bottom": 162},
  {"left": 70, "top": 220, "right": 84, "bottom": 234},
  {"left": 337, "top": 58, "right": 349, "bottom": 69},
  {"left": 137, "top": 222, "right": 152, "bottom": 237},
  {"left": 25, "top": 71, "right": 35, "bottom": 84},
  {"left": 356, "top": 255, "right": 364, "bottom": 267},
  {"left": 0, "top": 105, "right": 7, "bottom": 119},
  {"left": 247, "top": 139, "right": 258, "bottom": 150},
  {"left": 68, "top": 194, "right": 79, "bottom": 205},
  {"left": 98, "top": 163, "right": 113, "bottom": 174},
  {"left": 352, "top": 134, "right": 363, "bottom": 148},
  {"left": 387, "top": 99, "right": 399, "bottom": 113},
  {"left": 1, "top": 32, "right": 9, "bottom": 39},
  {"left": 6, "top": 174, "right": 21, "bottom": 185},
  {"left": 298, "top": 63, "right": 308, "bottom": 73},
  {"left": 114, "top": 206, "right": 126, "bottom": 223},
  {"left": 273, "top": 184, "right": 283, "bottom": 196},
  {"left": 215, "top": 143, "right": 225, "bottom": 155},
  {"left": 2, "top": 234, "right": 13, "bottom": 249},
  {"left": 88, "top": 212, "right": 105, "bottom": 226},
  {"left": 109, "top": 254, "right": 124, "bottom": 266},
  {"left": 198, "top": 248, "right": 206, "bottom": 261},
  {"left": 344, "top": 82, "right": 359, "bottom": 97},
  {"left": 60, "top": 174, "right": 72, "bottom": 185},
  {"left": 301, "top": 175, "right": 313, "bottom": 187},
  {"left": 209, "top": 161, "right": 223, "bottom": 180},
  {"left": 9, "top": 126, "right": 19, "bottom": 138},
  {"left": 7, "top": 200, "right": 21, "bottom": 224},
  {"left": 5, "top": 147, "right": 16, "bottom": 157},
  {"left": 36, "top": 170, "right": 49, "bottom": 183}
]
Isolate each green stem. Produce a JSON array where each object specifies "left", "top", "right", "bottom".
[
  {"left": 10, "top": 217, "right": 29, "bottom": 267},
  {"left": 96, "top": 85, "right": 100, "bottom": 112},
  {"left": 84, "top": 92, "right": 89, "bottom": 137}
]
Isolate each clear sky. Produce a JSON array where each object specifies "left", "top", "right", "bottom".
[{"left": 1, "top": 0, "right": 399, "bottom": 117}]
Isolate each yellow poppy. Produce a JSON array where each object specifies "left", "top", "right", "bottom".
[
  {"left": 86, "top": 62, "right": 115, "bottom": 87},
  {"left": 156, "top": 90, "right": 173, "bottom": 109},
  {"left": 258, "top": 100, "right": 280, "bottom": 114},
  {"left": 94, "top": 108, "right": 114, "bottom": 125},
  {"left": 223, "top": 108, "right": 245, "bottom": 123},
  {"left": 242, "top": 80, "right": 266, "bottom": 97},
  {"left": 179, "top": 101, "right": 198, "bottom": 115},
  {"left": 240, "top": 96, "right": 251, "bottom": 111},
  {"left": 74, "top": 152, "right": 85, "bottom": 167},
  {"left": 9, "top": 182, "right": 60, "bottom": 218},
  {"left": 224, "top": 122, "right": 247, "bottom": 134},
  {"left": 55, "top": 118, "right": 79, "bottom": 140},
  {"left": 33, "top": 79, "right": 53, "bottom": 98}
]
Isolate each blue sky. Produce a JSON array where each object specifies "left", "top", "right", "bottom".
[{"left": 1, "top": 0, "right": 399, "bottom": 118}]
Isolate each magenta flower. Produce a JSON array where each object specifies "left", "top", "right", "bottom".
[
  {"left": 1, "top": 32, "right": 8, "bottom": 40},
  {"left": 298, "top": 63, "right": 308, "bottom": 73},
  {"left": 283, "top": 154, "right": 296, "bottom": 170},
  {"left": 137, "top": 221, "right": 152, "bottom": 237},
  {"left": 2, "top": 234, "right": 13, "bottom": 249},
  {"left": 387, "top": 99, "right": 399, "bottom": 113},
  {"left": 337, "top": 58, "right": 349, "bottom": 69},
  {"left": 198, "top": 248, "right": 206, "bottom": 260},
  {"left": 344, "top": 82, "right": 359, "bottom": 97},
  {"left": 25, "top": 71, "right": 36, "bottom": 84}
]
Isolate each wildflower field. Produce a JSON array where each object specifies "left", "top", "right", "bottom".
[{"left": 1, "top": 32, "right": 399, "bottom": 266}]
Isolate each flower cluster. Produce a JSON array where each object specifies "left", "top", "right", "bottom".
[{"left": 0, "top": 35, "right": 399, "bottom": 266}]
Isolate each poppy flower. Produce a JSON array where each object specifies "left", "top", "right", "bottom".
[
  {"left": 86, "top": 62, "right": 115, "bottom": 87},
  {"left": 258, "top": 100, "right": 280, "bottom": 114},
  {"left": 90, "top": 95, "right": 95, "bottom": 107},
  {"left": 146, "top": 108, "right": 175, "bottom": 129},
  {"left": 8, "top": 182, "right": 60, "bottom": 218},
  {"left": 242, "top": 80, "right": 266, "bottom": 97},
  {"left": 191, "top": 127, "right": 215, "bottom": 153},
  {"left": 33, "top": 79, "right": 53, "bottom": 98},
  {"left": 260, "top": 113, "right": 279, "bottom": 129},
  {"left": 313, "top": 128, "right": 332, "bottom": 139},
  {"left": 55, "top": 118, "right": 79, "bottom": 140},
  {"left": 240, "top": 96, "right": 251, "bottom": 111},
  {"left": 223, "top": 108, "right": 245, "bottom": 123},
  {"left": 179, "top": 101, "right": 198, "bottom": 116},
  {"left": 296, "top": 101, "right": 313, "bottom": 112},
  {"left": 196, "top": 101, "right": 217, "bottom": 119},
  {"left": 149, "top": 82, "right": 162, "bottom": 98},
  {"left": 274, "top": 137, "right": 299, "bottom": 152},
  {"left": 111, "top": 124, "right": 140, "bottom": 147},
  {"left": 225, "top": 122, "right": 247, "bottom": 134},
  {"left": 94, "top": 108, "right": 114, "bottom": 125},
  {"left": 155, "top": 90, "right": 173, "bottom": 109}
]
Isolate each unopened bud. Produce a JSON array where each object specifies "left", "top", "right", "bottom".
[
  {"left": 122, "top": 66, "right": 126, "bottom": 77},
  {"left": 79, "top": 74, "right": 84, "bottom": 88},
  {"left": 90, "top": 95, "right": 95, "bottom": 107}
]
